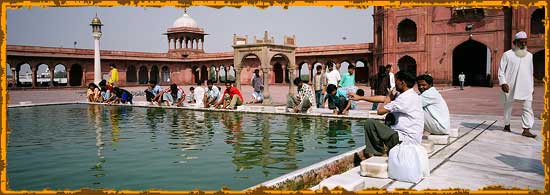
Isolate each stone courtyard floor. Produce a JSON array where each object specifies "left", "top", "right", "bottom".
[{"left": 6, "top": 85, "right": 546, "bottom": 190}]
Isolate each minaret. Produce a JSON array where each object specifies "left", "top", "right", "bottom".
[{"left": 90, "top": 14, "right": 103, "bottom": 84}]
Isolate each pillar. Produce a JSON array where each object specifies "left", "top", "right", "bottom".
[
  {"left": 308, "top": 64, "right": 314, "bottom": 83},
  {"left": 31, "top": 67, "right": 37, "bottom": 88},
  {"left": 184, "top": 37, "right": 187, "bottom": 49},
  {"left": 12, "top": 68, "right": 17, "bottom": 86},
  {"left": 235, "top": 65, "right": 242, "bottom": 90},
  {"left": 262, "top": 67, "right": 272, "bottom": 105},
  {"left": 288, "top": 64, "right": 295, "bottom": 95},
  {"left": 50, "top": 66, "right": 55, "bottom": 87},
  {"left": 94, "top": 37, "right": 101, "bottom": 84},
  {"left": 195, "top": 39, "right": 199, "bottom": 50},
  {"left": 66, "top": 68, "right": 71, "bottom": 87},
  {"left": 168, "top": 39, "right": 171, "bottom": 50},
  {"left": 201, "top": 39, "right": 204, "bottom": 50},
  {"left": 176, "top": 38, "right": 181, "bottom": 49}
]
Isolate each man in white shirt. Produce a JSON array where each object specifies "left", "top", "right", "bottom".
[
  {"left": 192, "top": 81, "right": 206, "bottom": 108},
  {"left": 325, "top": 63, "right": 341, "bottom": 86},
  {"left": 350, "top": 71, "right": 424, "bottom": 156},
  {"left": 386, "top": 64, "right": 395, "bottom": 90},
  {"left": 417, "top": 74, "right": 451, "bottom": 135},
  {"left": 458, "top": 72, "right": 466, "bottom": 90},
  {"left": 498, "top": 31, "right": 536, "bottom": 138},
  {"left": 204, "top": 80, "right": 220, "bottom": 108}
]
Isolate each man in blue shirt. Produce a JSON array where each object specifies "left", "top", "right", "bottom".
[
  {"left": 323, "top": 84, "right": 351, "bottom": 115},
  {"left": 144, "top": 80, "right": 163, "bottom": 105}
]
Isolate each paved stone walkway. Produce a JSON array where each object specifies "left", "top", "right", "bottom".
[{"left": 307, "top": 114, "right": 543, "bottom": 191}]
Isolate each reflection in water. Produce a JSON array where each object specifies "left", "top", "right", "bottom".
[
  {"left": 87, "top": 105, "right": 106, "bottom": 184},
  {"left": 146, "top": 108, "right": 166, "bottom": 141},
  {"left": 167, "top": 110, "right": 215, "bottom": 160},
  {"left": 227, "top": 115, "right": 311, "bottom": 176},
  {"left": 109, "top": 106, "right": 121, "bottom": 143},
  {"left": 8, "top": 104, "right": 366, "bottom": 190}
]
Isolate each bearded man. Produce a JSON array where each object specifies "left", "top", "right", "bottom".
[{"left": 498, "top": 31, "right": 536, "bottom": 138}]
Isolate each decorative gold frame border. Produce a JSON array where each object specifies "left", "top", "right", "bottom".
[{"left": 0, "top": 0, "right": 548, "bottom": 194}]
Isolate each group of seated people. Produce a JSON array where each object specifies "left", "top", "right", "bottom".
[
  {"left": 143, "top": 79, "right": 245, "bottom": 110},
  {"left": 348, "top": 71, "right": 451, "bottom": 158},
  {"left": 287, "top": 77, "right": 365, "bottom": 115},
  {"left": 87, "top": 80, "right": 133, "bottom": 104},
  {"left": 288, "top": 70, "right": 451, "bottom": 161}
]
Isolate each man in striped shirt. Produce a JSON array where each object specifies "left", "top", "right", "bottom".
[{"left": 287, "top": 78, "right": 314, "bottom": 113}]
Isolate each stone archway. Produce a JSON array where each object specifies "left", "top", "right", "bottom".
[
  {"left": 17, "top": 63, "right": 32, "bottom": 87},
  {"left": 69, "top": 64, "right": 83, "bottom": 86},
  {"left": 533, "top": 50, "right": 545, "bottom": 81},
  {"left": 53, "top": 64, "right": 67, "bottom": 86},
  {"left": 200, "top": 65, "right": 208, "bottom": 84},
  {"left": 452, "top": 39, "right": 488, "bottom": 86},
  {"left": 397, "top": 19, "right": 417, "bottom": 42},
  {"left": 339, "top": 61, "right": 351, "bottom": 76},
  {"left": 232, "top": 31, "right": 297, "bottom": 104},
  {"left": 299, "top": 62, "right": 310, "bottom": 82},
  {"left": 355, "top": 60, "right": 368, "bottom": 83},
  {"left": 162, "top": 66, "right": 170, "bottom": 83},
  {"left": 273, "top": 63, "right": 284, "bottom": 83},
  {"left": 531, "top": 9, "right": 544, "bottom": 35},
  {"left": 138, "top": 66, "right": 148, "bottom": 84},
  {"left": 150, "top": 65, "right": 160, "bottom": 83},
  {"left": 126, "top": 65, "right": 137, "bottom": 83},
  {"left": 397, "top": 56, "right": 417, "bottom": 76},
  {"left": 36, "top": 63, "right": 50, "bottom": 87}
]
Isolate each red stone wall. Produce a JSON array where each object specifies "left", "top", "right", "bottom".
[{"left": 374, "top": 6, "right": 544, "bottom": 85}]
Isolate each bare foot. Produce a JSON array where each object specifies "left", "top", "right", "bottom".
[
  {"left": 522, "top": 129, "right": 536, "bottom": 138},
  {"left": 503, "top": 125, "right": 511, "bottom": 132}
]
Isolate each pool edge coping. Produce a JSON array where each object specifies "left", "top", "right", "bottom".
[{"left": 8, "top": 102, "right": 386, "bottom": 120}]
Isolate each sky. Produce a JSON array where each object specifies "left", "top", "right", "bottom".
[{"left": 7, "top": 6, "right": 373, "bottom": 74}]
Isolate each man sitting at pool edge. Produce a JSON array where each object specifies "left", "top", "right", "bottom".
[
  {"left": 287, "top": 77, "right": 314, "bottom": 113},
  {"left": 323, "top": 84, "right": 351, "bottom": 115},
  {"left": 417, "top": 74, "right": 451, "bottom": 135},
  {"left": 215, "top": 82, "right": 244, "bottom": 110},
  {"left": 349, "top": 71, "right": 424, "bottom": 157},
  {"left": 204, "top": 80, "right": 221, "bottom": 108}
]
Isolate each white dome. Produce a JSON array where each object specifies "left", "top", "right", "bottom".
[{"left": 172, "top": 12, "right": 198, "bottom": 28}]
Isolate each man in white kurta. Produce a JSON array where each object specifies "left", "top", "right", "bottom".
[
  {"left": 498, "top": 31, "right": 536, "bottom": 138},
  {"left": 387, "top": 64, "right": 396, "bottom": 90},
  {"left": 351, "top": 71, "right": 423, "bottom": 156},
  {"left": 417, "top": 74, "right": 451, "bottom": 135}
]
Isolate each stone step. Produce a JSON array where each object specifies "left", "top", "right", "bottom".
[
  {"left": 448, "top": 128, "right": 459, "bottom": 138},
  {"left": 318, "top": 168, "right": 365, "bottom": 191},
  {"left": 421, "top": 139, "right": 435, "bottom": 154},
  {"left": 360, "top": 156, "right": 389, "bottom": 178},
  {"left": 275, "top": 106, "right": 286, "bottom": 113},
  {"left": 426, "top": 134, "right": 450, "bottom": 145}
]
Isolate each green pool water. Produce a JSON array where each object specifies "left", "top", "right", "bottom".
[{"left": 7, "top": 104, "right": 366, "bottom": 190}]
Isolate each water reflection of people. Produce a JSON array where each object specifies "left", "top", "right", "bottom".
[
  {"left": 222, "top": 113, "right": 243, "bottom": 144},
  {"left": 228, "top": 114, "right": 304, "bottom": 176},
  {"left": 109, "top": 106, "right": 121, "bottom": 143},
  {"left": 326, "top": 120, "right": 353, "bottom": 149},
  {"left": 87, "top": 104, "right": 106, "bottom": 182},
  {"left": 166, "top": 110, "right": 215, "bottom": 153},
  {"left": 145, "top": 107, "right": 166, "bottom": 140}
]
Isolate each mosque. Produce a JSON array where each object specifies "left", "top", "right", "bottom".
[{"left": 6, "top": 6, "right": 545, "bottom": 88}]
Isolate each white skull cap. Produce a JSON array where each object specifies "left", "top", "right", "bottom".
[{"left": 514, "top": 31, "right": 527, "bottom": 40}]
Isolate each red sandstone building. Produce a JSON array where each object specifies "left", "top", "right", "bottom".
[
  {"left": 373, "top": 6, "right": 545, "bottom": 86},
  {"left": 6, "top": 7, "right": 545, "bottom": 88}
]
